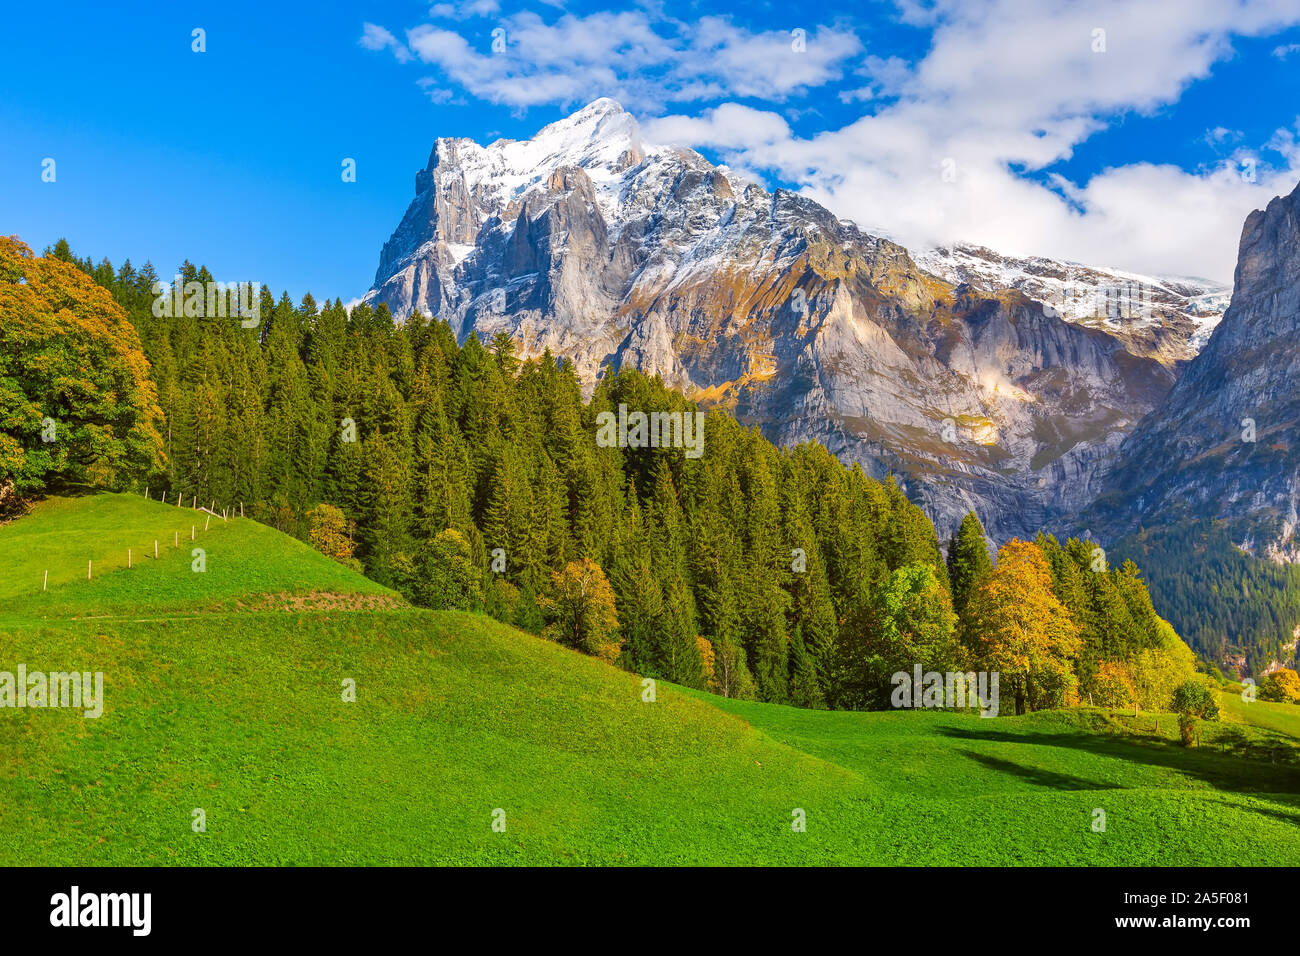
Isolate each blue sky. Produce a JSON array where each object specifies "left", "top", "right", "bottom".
[{"left": 3, "top": 0, "right": 1300, "bottom": 303}]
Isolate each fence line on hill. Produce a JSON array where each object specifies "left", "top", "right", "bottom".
[{"left": 37, "top": 489, "right": 241, "bottom": 595}]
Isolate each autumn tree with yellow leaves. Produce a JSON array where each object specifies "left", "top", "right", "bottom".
[
  {"left": 967, "top": 540, "right": 1082, "bottom": 715},
  {"left": 0, "top": 237, "right": 164, "bottom": 507},
  {"left": 540, "top": 558, "right": 621, "bottom": 663},
  {"left": 1260, "top": 667, "right": 1300, "bottom": 704},
  {"left": 1091, "top": 660, "right": 1137, "bottom": 710},
  {"left": 306, "top": 502, "right": 361, "bottom": 571}
]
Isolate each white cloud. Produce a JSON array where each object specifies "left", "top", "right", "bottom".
[
  {"left": 1204, "top": 126, "right": 1243, "bottom": 148},
  {"left": 646, "top": 103, "right": 793, "bottom": 152},
  {"left": 1273, "top": 42, "right": 1300, "bottom": 58},
  {"left": 416, "top": 77, "right": 466, "bottom": 105},
  {"left": 647, "top": 0, "right": 1300, "bottom": 281},
  {"left": 360, "top": 23, "right": 412, "bottom": 63},
  {"left": 428, "top": 0, "right": 502, "bottom": 18},
  {"left": 366, "top": 11, "right": 862, "bottom": 112}
]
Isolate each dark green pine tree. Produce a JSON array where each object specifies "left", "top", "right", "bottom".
[
  {"left": 488, "top": 331, "right": 519, "bottom": 375},
  {"left": 688, "top": 458, "right": 746, "bottom": 658},
  {"left": 361, "top": 433, "right": 415, "bottom": 589},
  {"left": 788, "top": 626, "right": 825, "bottom": 708},
  {"left": 480, "top": 447, "right": 535, "bottom": 587},
  {"left": 1115, "top": 559, "right": 1162, "bottom": 650},
  {"left": 947, "top": 511, "right": 993, "bottom": 621},
  {"left": 884, "top": 476, "right": 948, "bottom": 583},
  {"left": 611, "top": 483, "right": 665, "bottom": 675},
  {"left": 738, "top": 441, "right": 791, "bottom": 702},
  {"left": 781, "top": 477, "right": 837, "bottom": 703},
  {"left": 646, "top": 461, "right": 703, "bottom": 687}
]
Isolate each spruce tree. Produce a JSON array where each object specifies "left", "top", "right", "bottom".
[{"left": 947, "top": 512, "right": 993, "bottom": 624}]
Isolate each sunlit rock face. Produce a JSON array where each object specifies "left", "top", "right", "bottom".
[
  {"left": 366, "top": 99, "right": 1187, "bottom": 541},
  {"left": 1088, "top": 179, "right": 1300, "bottom": 559}
]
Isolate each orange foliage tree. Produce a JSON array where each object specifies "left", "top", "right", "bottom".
[
  {"left": 967, "top": 539, "right": 1081, "bottom": 715},
  {"left": 0, "top": 237, "right": 165, "bottom": 502},
  {"left": 1092, "top": 660, "right": 1137, "bottom": 711}
]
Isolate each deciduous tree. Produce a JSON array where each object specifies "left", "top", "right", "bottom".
[
  {"left": 0, "top": 237, "right": 165, "bottom": 499},
  {"left": 540, "top": 558, "right": 621, "bottom": 662},
  {"left": 307, "top": 502, "right": 360, "bottom": 571},
  {"left": 967, "top": 540, "right": 1082, "bottom": 715}
]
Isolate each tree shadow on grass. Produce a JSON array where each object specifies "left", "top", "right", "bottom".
[
  {"left": 939, "top": 724, "right": 1300, "bottom": 796},
  {"left": 1236, "top": 796, "right": 1300, "bottom": 830},
  {"left": 955, "top": 748, "right": 1121, "bottom": 791},
  {"left": 1213, "top": 724, "right": 1299, "bottom": 765}
]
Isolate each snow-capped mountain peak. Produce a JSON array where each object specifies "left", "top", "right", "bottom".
[
  {"left": 449, "top": 97, "right": 649, "bottom": 221},
  {"left": 362, "top": 99, "right": 1222, "bottom": 542}
]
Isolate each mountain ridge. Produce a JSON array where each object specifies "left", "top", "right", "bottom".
[
  {"left": 1088, "top": 178, "right": 1300, "bottom": 559},
  {"left": 363, "top": 99, "right": 1228, "bottom": 541}
]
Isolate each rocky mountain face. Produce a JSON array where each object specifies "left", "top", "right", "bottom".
[
  {"left": 913, "top": 244, "right": 1228, "bottom": 365},
  {"left": 365, "top": 99, "right": 1195, "bottom": 541},
  {"left": 1088, "top": 179, "right": 1300, "bottom": 559}
]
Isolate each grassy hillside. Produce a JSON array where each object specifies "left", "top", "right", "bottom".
[
  {"left": 1219, "top": 687, "right": 1300, "bottom": 739},
  {"left": 1, "top": 495, "right": 1297, "bottom": 865},
  {"left": 0, "top": 493, "right": 398, "bottom": 621}
]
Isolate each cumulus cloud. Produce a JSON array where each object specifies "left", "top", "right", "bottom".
[
  {"left": 365, "top": 10, "right": 862, "bottom": 111},
  {"left": 648, "top": 0, "right": 1300, "bottom": 280}
]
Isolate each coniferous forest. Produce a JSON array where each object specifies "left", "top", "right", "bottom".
[
  {"left": 1112, "top": 520, "right": 1300, "bottom": 677},
  {"left": 2, "top": 237, "right": 1198, "bottom": 713}
]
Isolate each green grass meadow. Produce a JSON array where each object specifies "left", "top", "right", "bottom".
[{"left": 1, "top": 495, "right": 1297, "bottom": 865}]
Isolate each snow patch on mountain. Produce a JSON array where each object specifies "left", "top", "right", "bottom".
[{"left": 913, "top": 243, "right": 1230, "bottom": 360}]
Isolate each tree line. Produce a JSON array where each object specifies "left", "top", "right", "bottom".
[
  {"left": 1111, "top": 520, "right": 1300, "bottom": 675},
  {"left": 1, "top": 237, "right": 1199, "bottom": 713}
]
